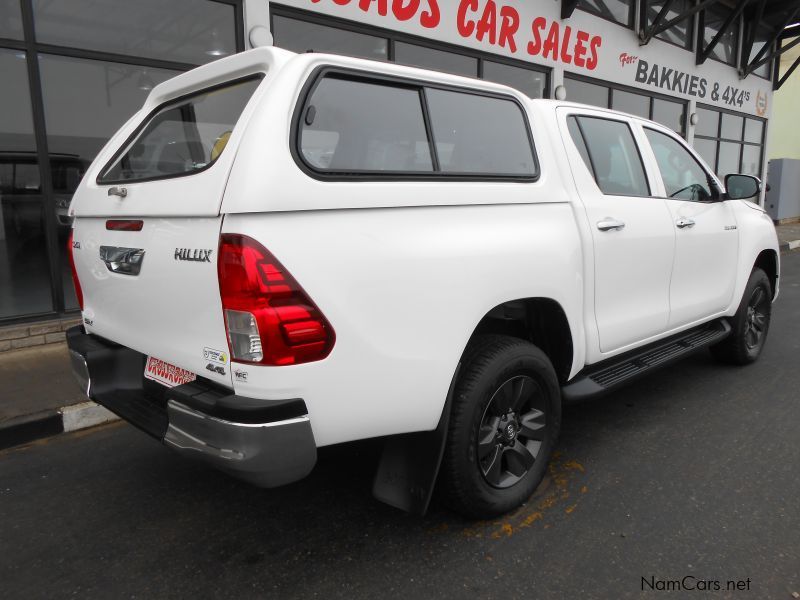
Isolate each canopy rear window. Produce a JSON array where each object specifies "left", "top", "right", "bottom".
[{"left": 98, "top": 76, "right": 262, "bottom": 185}]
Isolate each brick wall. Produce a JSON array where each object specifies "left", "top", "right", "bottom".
[{"left": 0, "top": 317, "right": 83, "bottom": 353}]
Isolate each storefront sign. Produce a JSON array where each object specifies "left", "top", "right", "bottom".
[{"left": 282, "top": 0, "right": 771, "bottom": 116}]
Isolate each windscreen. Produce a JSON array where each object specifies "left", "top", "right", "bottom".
[{"left": 98, "top": 76, "right": 261, "bottom": 184}]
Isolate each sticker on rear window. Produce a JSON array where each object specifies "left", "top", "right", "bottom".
[{"left": 144, "top": 356, "right": 196, "bottom": 388}]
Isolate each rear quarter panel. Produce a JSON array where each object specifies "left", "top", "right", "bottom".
[{"left": 223, "top": 204, "right": 583, "bottom": 446}]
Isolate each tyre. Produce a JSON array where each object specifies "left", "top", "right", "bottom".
[
  {"left": 710, "top": 267, "right": 772, "bottom": 365},
  {"left": 440, "top": 335, "right": 561, "bottom": 519}
]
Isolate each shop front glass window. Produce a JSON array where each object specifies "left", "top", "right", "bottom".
[
  {"left": 33, "top": 0, "right": 236, "bottom": 65},
  {"left": 578, "top": 0, "right": 632, "bottom": 26},
  {"left": 703, "top": 6, "right": 738, "bottom": 65},
  {"left": 0, "top": 0, "right": 24, "bottom": 40},
  {"left": 646, "top": 0, "right": 693, "bottom": 48},
  {"left": 0, "top": 49, "right": 53, "bottom": 318},
  {"left": 612, "top": 89, "right": 650, "bottom": 119},
  {"left": 564, "top": 78, "right": 609, "bottom": 108},
  {"left": 482, "top": 60, "right": 546, "bottom": 98},
  {"left": 395, "top": 42, "right": 477, "bottom": 77},
  {"left": 652, "top": 98, "right": 685, "bottom": 135},
  {"left": 272, "top": 15, "right": 388, "bottom": 61}
]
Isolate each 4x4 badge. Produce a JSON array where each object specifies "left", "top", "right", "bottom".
[{"left": 174, "top": 248, "right": 212, "bottom": 262}]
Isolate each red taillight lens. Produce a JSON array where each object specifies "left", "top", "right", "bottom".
[
  {"left": 67, "top": 230, "right": 84, "bottom": 311},
  {"left": 217, "top": 234, "right": 335, "bottom": 366}
]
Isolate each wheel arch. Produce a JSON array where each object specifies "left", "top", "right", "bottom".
[
  {"left": 465, "top": 297, "right": 574, "bottom": 384},
  {"left": 753, "top": 248, "right": 778, "bottom": 299}
]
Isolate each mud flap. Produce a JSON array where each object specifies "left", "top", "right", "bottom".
[{"left": 371, "top": 364, "right": 459, "bottom": 515}]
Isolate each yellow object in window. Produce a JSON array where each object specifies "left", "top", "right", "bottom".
[{"left": 211, "top": 131, "right": 232, "bottom": 162}]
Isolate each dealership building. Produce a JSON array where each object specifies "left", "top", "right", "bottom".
[{"left": 0, "top": 0, "right": 797, "bottom": 331}]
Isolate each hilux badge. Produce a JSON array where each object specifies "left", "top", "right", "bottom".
[{"left": 174, "top": 248, "right": 212, "bottom": 262}]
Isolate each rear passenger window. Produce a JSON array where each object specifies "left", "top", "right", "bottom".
[
  {"left": 569, "top": 116, "right": 650, "bottom": 197},
  {"left": 425, "top": 89, "right": 535, "bottom": 175},
  {"left": 300, "top": 77, "right": 433, "bottom": 172},
  {"left": 296, "top": 71, "right": 538, "bottom": 179}
]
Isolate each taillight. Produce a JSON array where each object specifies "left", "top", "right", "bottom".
[
  {"left": 67, "top": 230, "right": 84, "bottom": 311},
  {"left": 217, "top": 234, "right": 335, "bottom": 366}
]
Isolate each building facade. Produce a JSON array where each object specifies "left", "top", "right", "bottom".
[{"left": 0, "top": 0, "right": 793, "bottom": 326}]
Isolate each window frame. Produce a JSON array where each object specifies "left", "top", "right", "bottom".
[
  {"left": 643, "top": 125, "right": 721, "bottom": 202},
  {"left": 95, "top": 73, "right": 263, "bottom": 186},
  {"left": 290, "top": 66, "right": 541, "bottom": 183},
  {"left": 692, "top": 102, "right": 766, "bottom": 181},
  {"left": 567, "top": 113, "right": 652, "bottom": 198},
  {"left": 576, "top": 0, "right": 635, "bottom": 30}
]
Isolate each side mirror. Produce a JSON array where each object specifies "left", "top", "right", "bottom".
[{"left": 724, "top": 174, "right": 761, "bottom": 200}]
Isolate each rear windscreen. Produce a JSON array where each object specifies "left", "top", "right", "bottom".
[{"left": 98, "top": 76, "right": 261, "bottom": 184}]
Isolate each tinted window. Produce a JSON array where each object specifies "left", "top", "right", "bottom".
[
  {"left": 394, "top": 42, "right": 477, "bottom": 77},
  {"left": 567, "top": 117, "right": 594, "bottom": 177},
  {"left": 612, "top": 89, "right": 649, "bottom": 119},
  {"left": 99, "top": 77, "right": 261, "bottom": 183},
  {"left": 564, "top": 78, "right": 608, "bottom": 108},
  {"left": 573, "top": 117, "right": 649, "bottom": 196},
  {"left": 0, "top": 0, "right": 24, "bottom": 40},
  {"left": 272, "top": 15, "right": 388, "bottom": 61},
  {"left": 482, "top": 60, "right": 546, "bottom": 99},
  {"left": 33, "top": 0, "right": 236, "bottom": 65},
  {"left": 652, "top": 99, "right": 685, "bottom": 135},
  {"left": 425, "top": 89, "right": 535, "bottom": 175},
  {"left": 646, "top": 0, "right": 693, "bottom": 48},
  {"left": 578, "top": 0, "right": 631, "bottom": 26},
  {"left": 645, "top": 128, "right": 713, "bottom": 201},
  {"left": 299, "top": 77, "right": 433, "bottom": 172},
  {"left": 703, "top": 6, "right": 738, "bottom": 65}
]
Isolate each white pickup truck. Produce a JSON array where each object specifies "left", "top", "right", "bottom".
[{"left": 66, "top": 47, "right": 779, "bottom": 518}]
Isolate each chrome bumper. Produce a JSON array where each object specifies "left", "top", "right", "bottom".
[{"left": 65, "top": 326, "right": 317, "bottom": 488}]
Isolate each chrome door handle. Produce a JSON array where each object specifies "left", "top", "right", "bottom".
[
  {"left": 108, "top": 186, "right": 127, "bottom": 198},
  {"left": 596, "top": 218, "right": 626, "bottom": 232},
  {"left": 676, "top": 218, "right": 696, "bottom": 229}
]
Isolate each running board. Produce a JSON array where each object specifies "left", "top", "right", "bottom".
[{"left": 562, "top": 320, "right": 731, "bottom": 403}]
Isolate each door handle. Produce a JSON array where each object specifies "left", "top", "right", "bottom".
[
  {"left": 676, "top": 218, "right": 696, "bottom": 229},
  {"left": 596, "top": 217, "right": 626, "bottom": 232}
]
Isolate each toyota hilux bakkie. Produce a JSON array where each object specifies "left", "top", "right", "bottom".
[{"left": 66, "top": 47, "right": 779, "bottom": 518}]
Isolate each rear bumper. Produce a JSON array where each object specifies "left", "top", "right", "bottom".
[{"left": 65, "top": 326, "right": 316, "bottom": 487}]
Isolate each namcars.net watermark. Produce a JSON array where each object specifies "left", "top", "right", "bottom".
[{"left": 642, "top": 575, "right": 752, "bottom": 593}]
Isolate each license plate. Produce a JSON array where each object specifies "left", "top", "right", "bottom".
[{"left": 144, "top": 356, "right": 196, "bottom": 388}]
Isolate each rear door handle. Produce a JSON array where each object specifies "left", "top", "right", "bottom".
[
  {"left": 676, "top": 218, "right": 696, "bottom": 229},
  {"left": 596, "top": 218, "right": 626, "bottom": 232}
]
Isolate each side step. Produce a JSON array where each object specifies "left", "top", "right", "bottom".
[{"left": 562, "top": 319, "right": 731, "bottom": 403}]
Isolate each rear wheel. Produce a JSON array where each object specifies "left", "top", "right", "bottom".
[
  {"left": 440, "top": 335, "right": 561, "bottom": 519},
  {"left": 710, "top": 268, "right": 772, "bottom": 365}
]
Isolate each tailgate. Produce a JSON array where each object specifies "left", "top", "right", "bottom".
[{"left": 72, "top": 217, "right": 231, "bottom": 387}]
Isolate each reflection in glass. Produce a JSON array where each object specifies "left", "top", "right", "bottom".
[
  {"left": 652, "top": 99, "right": 685, "bottom": 134},
  {"left": 721, "top": 113, "right": 744, "bottom": 140},
  {"left": 740, "top": 145, "right": 762, "bottom": 177},
  {"left": 395, "top": 42, "right": 477, "bottom": 77},
  {"left": 612, "top": 90, "right": 650, "bottom": 119},
  {"left": 748, "top": 27, "right": 773, "bottom": 78},
  {"left": 272, "top": 15, "right": 388, "bottom": 60},
  {"left": 564, "top": 78, "right": 609, "bottom": 108},
  {"left": 695, "top": 107, "right": 719, "bottom": 137},
  {"left": 33, "top": 0, "right": 236, "bottom": 65},
  {"left": 0, "top": 0, "right": 24, "bottom": 40},
  {"left": 578, "top": 0, "right": 631, "bottom": 26},
  {"left": 646, "top": 0, "right": 692, "bottom": 48},
  {"left": 0, "top": 50, "right": 54, "bottom": 318},
  {"left": 703, "top": 6, "right": 738, "bottom": 65},
  {"left": 482, "top": 61, "right": 546, "bottom": 98},
  {"left": 692, "top": 138, "right": 717, "bottom": 172},
  {"left": 717, "top": 141, "right": 741, "bottom": 178},
  {"left": 744, "top": 119, "right": 764, "bottom": 144}
]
